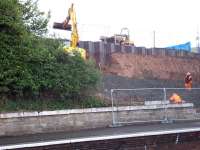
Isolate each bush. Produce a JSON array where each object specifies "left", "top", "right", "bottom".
[
  {"left": 0, "top": 96, "right": 106, "bottom": 112},
  {"left": 0, "top": 0, "right": 101, "bottom": 103}
]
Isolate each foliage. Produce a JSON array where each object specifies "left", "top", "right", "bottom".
[
  {"left": 20, "top": 0, "right": 50, "bottom": 36},
  {"left": 54, "top": 51, "right": 101, "bottom": 97},
  {"left": 0, "top": 0, "right": 101, "bottom": 104},
  {"left": 0, "top": 0, "right": 28, "bottom": 98},
  {"left": 0, "top": 97, "right": 106, "bottom": 112}
]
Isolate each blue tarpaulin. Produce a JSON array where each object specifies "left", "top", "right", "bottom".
[{"left": 166, "top": 42, "right": 191, "bottom": 52}]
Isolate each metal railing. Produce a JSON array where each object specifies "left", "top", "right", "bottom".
[{"left": 111, "top": 88, "right": 200, "bottom": 126}]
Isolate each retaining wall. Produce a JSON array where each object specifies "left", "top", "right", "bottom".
[
  {"left": 0, "top": 103, "right": 197, "bottom": 137},
  {"left": 79, "top": 41, "right": 200, "bottom": 65}
]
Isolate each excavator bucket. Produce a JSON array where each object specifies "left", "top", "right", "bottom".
[{"left": 53, "top": 22, "right": 72, "bottom": 31}]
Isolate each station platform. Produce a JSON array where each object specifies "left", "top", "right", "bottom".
[{"left": 1, "top": 121, "right": 200, "bottom": 149}]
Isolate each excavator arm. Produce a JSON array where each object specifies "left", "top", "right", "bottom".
[
  {"left": 63, "top": 3, "right": 79, "bottom": 48},
  {"left": 53, "top": 3, "right": 86, "bottom": 59}
]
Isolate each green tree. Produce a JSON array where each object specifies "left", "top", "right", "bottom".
[
  {"left": 51, "top": 50, "right": 101, "bottom": 99},
  {"left": 0, "top": 0, "right": 28, "bottom": 99},
  {"left": 20, "top": 0, "right": 50, "bottom": 36},
  {"left": 0, "top": 0, "right": 100, "bottom": 102}
]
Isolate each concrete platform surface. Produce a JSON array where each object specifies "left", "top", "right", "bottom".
[{"left": 1, "top": 121, "right": 200, "bottom": 149}]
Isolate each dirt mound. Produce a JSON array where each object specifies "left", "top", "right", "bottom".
[{"left": 103, "top": 53, "right": 200, "bottom": 82}]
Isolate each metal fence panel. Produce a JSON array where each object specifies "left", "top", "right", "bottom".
[
  {"left": 111, "top": 88, "right": 200, "bottom": 126},
  {"left": 165, "top": 88, "right": 200, "bottom": 121},
  {"left": 111, "top": 88, "right": 165, "bottom": 125}
]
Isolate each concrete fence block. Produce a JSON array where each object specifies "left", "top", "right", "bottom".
[{"left": 145, "top": 100, "right": 170, "bottom": 105}]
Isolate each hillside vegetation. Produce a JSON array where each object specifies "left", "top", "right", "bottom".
[{"left": 0, "top": 0, "right": 102, "bottom": 111}]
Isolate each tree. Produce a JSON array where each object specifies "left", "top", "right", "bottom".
[
  {"left": 0, "top": 0, "right": 100, "bottom": 101},
  {"left": 20, "top": 0, "right": 50, "bottom": 36},
  {"left": 0, "top": 0, "right": 28, "bottom": 99},
  {"left": 0, "top": 0, "right": 52, "bottom": 98},
  {"left": 0, "top": 0, "right": 26, "bottom": 40}
]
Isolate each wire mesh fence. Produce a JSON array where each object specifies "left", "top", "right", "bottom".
[{"left": 111, "top": 88, "right": 200, "bottom": 126}]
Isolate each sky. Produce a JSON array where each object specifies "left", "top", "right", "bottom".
[{"left": 38, "top": 0, "right": 200, "bottom": 48}]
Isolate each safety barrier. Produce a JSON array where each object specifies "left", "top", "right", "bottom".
[{"left": 111, "top": 88, "right": 200, "bottom": 126}]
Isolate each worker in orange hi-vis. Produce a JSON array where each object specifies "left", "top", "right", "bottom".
[
  {"left": 170, "top": 93, "right": 182, "bottom": 104},
  {"left": 184, "top": 72, "right": 192, "bottom": 90}
]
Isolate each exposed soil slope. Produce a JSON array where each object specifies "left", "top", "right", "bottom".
[{"left": 103, "top": 53, "right": 200, "bottom": 82}]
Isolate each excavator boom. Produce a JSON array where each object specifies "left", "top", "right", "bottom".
[
  {"left": 64, "top": 3, "right": 79, "bottom": 48},
  {"left": 53, "top": 3, "right": 86, "bottom": 60}
]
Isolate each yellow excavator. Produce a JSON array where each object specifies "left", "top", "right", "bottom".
[{"left": 53, "top": 3, "right": 86, "bottom": 60}]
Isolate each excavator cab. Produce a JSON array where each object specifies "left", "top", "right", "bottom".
[
  {"left": 53, "top": 3, "right": 86, "bottom": 60},
  {"left": 118, "top": 27, "right": 134, "bottom": 46},
  {"left": 100, "top": 27, "right": 134, "bottom": 46}
]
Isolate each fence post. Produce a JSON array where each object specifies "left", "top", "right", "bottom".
[
  {"left": 162, "top": 88, "right": 168, "bottom": 123},
  {"left": 111, "top": 89, "right": 116, "bottom": 126},
  {"left": 162, "top": 88, "right": 172, "bottom": 123}
]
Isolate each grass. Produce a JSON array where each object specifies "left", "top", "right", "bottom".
[{"left": 0, "top": 97, "right": 107, "bottom": 113}]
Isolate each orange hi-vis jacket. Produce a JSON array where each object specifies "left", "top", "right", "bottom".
[{"left": 184, "top": 74, "right": 192, "bottom": 89}]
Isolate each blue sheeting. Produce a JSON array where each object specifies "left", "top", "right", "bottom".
[{"left": 166, "top": 42, "right": 191, "bottom": 52}]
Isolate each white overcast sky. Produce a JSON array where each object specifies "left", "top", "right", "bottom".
[{"left": 38, "top": 0, "right": 200, "bottom": 48}]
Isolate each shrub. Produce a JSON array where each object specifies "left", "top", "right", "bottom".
[{"left": 0, "top": 0, "right": 101, "bottom": 103}]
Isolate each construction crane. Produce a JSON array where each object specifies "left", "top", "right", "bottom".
[
  {"left": 100, "top": 27, "right": 134, "bottom": 46},
  {"left": 53, "top": 3, "right": 86, "bottom": 59}
]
